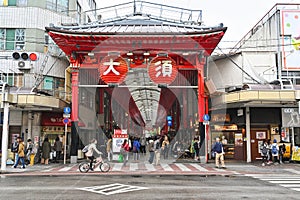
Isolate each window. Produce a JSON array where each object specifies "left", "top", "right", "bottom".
[
  {"left": 0, "top": 29, "right": 25, "bottom": 50},
  {"left": 46, "top": 0, "right": 69, "bottom": 14},
  {"left": 0, "top": 29, "right": 5, "bottom": 50},
  {"left": 15, "top": 29, "right": 25, "bottom": 50},
  {"left": 77, "top": 1, "right": 82, "bottom": 24}
]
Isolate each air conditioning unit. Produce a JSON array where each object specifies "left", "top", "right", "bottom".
[{"left": 17, "top": 61, "right": 31, "bottom": 70}]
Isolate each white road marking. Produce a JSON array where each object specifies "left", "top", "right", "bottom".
[
  {"left": 59, "top": 164, "right": 77, "bottom": 172},
  {"left": 77, "top": 183, "right": 148, "bottom": 196},
  {"left": 111, "top": 163, "right": 123, "bottom": 171},
  {"left": 130, "top": 163, "right": 138, "bottom": 171},
  {"left": 160, "top": 163, "right": 173, "bottom": 171},
  {"left": 189, "top": 164, "right": 209, "bottom": 171},
  {"left": 174, "top": 163, "right": 191, "bottom": 171},
  {"left": 145, "top": 164, "right": 156, "bottom": 171}
]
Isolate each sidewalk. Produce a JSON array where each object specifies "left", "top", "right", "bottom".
[{"left": 1, "top": 156, "right": 300, "bottom": 176}]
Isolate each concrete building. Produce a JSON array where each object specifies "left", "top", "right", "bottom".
[
  {"left": 0, "top": 0, "right": 98, "bottom": 161},
  {"left": 207, "top": 3, "right": 300, "bottom": 162}
]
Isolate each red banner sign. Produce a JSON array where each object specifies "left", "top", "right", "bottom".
[
  {"left": 99, "top": 55, "right": 128, "bottom": 84},
  {"left": 148, "top": 56, "right": 178, "bottom": 84}
]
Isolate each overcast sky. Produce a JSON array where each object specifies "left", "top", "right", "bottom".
[{"left": 97, "top": 0, "right": 300, "bottom": 51}]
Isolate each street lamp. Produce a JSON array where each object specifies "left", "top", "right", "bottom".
[{"left": 0, "top": 81, "right": 10, "bottom": 172}]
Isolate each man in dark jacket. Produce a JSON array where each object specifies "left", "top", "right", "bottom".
[{"left": 212, "top": 137, "right": 226, "bottom": 169}]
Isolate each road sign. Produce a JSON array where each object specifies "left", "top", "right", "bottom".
[
  {"left": 63, "top": 113, "right": 70, "bottom": 118},
  {"left": 203, "top": 121, "right": 209, "bottom": 125},
  {"left": 203, "top": 114, "right": 210, "bottom": 121},
  {"left": 63, "top": 118, "right": 69, "bottom": 124},
  {"left": 64, "top": 107, "right": 71, "bottom": 114}
]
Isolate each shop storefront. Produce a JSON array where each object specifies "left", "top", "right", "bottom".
[
  {"left": 282, "top": 107, "right": 300, "bottom": 162},
  {"left": 41, "top": 112, "right": 70, "bottom": 152},
  {"left": 210, "top": 112, "right": 245, "bottom": 160}
]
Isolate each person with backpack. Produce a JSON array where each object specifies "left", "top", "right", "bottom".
[
  {"left": 132, "top": 137, "right": 141, "bottom": 161},
  {"left": 13, "top": 137, "right": 26, "bottom": 169},
  {"left": 11, "top": 137, "right": 19, "bottom": 164},
  {"left": 212, "top": 137, "right": 226, "bottom": 169},
  {"left": 271, "top": 139, "right": 280, "bottom": 165},
  {"left": 260, "top": 140, "right": 268, "bottom": 166},
  {"left": 121, "top": 139, "right": 130, "bottom": 167},
  {"left": 85, "top": 139, "right": 102, "bottom": 171}
]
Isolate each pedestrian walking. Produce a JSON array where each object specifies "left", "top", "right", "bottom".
[
  {"left": 260, "top": 140, "right": 268, "bottom": 166},
  {"left": 13, "top": 137, "right": 26, "bottom": 169},
  {"left": 271, "top": 139, "right": 280, "bottom": 164},
  {"left": 148, "top": 139, "right": 155, "bottom": 164},
  {"left": 162, "top": 135, "right": 170, "bottom": 159},
  {"left": 212, "top": 137, "right": 226, "bottom": 169},
  {"left": 121, "top": 139, "right": 130, "bottom": 167},
  {"left": 267, "top": 139, "right": 272, "bottom": 164},
  {"left": 140, "top": 135, "right": 146, "bottom": 155},
  {"left": 106, "top": 135, "right": 113, "bottom": 161},
  {"left": 85, "top": 139, "right": 102, "bottom": 171},
  {"left": 11, "top": 136, "right": 19, "bottom": 164},
  {"left": 41, "top": 137, "right": 51, "bottom": 165},
  {"left": 26, "top": 139, "right": 36, "bottom": 166},
  {"left": 279, "top": 143, "right": 286, "bottom": 164},
  {"left": 53, "top": 136, "right": 62, "bottom": 163},
  {"left": 193, "top": 137, "right": 200, "bottom": 161},
  {"left": 154, "top": 136, "right": 162, "bottom": 165},
  {"left": 133, "top": 137, "right": 141, "bottom": 161}
]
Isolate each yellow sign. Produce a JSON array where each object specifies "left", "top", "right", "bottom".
[{"left": 291, "top": 146, "right": 300, "bottom": 161}]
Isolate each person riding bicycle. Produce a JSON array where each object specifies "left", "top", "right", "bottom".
[{"left": 85, "top": 139, "right": 102, "bottom": 171}]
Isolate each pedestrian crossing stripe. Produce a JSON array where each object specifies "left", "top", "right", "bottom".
[
  {"left": 77, "top": 183, "right": 148, "bottom": 196},
  {"left": 245, "top": 174, "right": 300, "bottom": 192},
  {"left": 41, "top": 163, "right": 233, "bottom": 173}
]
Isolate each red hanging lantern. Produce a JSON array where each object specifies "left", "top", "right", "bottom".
[
  {"left": 99, "top": 55, "right": 128, "bottom": 84},
  {"left": 148, "top": 56, "right": 178, "bottom": 84}
]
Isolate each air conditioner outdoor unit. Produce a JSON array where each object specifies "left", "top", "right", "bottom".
[{"left": 17, "top": 61, "right": 31, "bottom": 70}]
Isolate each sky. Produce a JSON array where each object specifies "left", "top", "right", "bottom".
[{"left": 97, "top": 0, "right": 300, "bottom": 51}]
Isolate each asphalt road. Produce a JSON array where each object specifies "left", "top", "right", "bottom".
[{"left": 0, "top": 174, "right": 299, "bottom": 200}]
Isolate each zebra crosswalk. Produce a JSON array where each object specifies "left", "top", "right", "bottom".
[
  {"left": 245, "top": 174, "right": 300, "bottom": 192},
  {"left": 37, "top": 163, "right": 231, "bottom": 175}
]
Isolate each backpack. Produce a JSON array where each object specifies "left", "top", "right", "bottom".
[
  {"left": 261, "top": 145, "right": 268, "bottom": 155},
  {"left": 155, "top": 141, "right": 161, "bottom": 150},
  {"left": 11, "top": 142, "right": 18, "bottom": 153},
  {"left": 82, "top": 145, "right": 90, "bottom": 153},
  {"left": 272, "top": 145, "right": 278, "bottom": 154}
]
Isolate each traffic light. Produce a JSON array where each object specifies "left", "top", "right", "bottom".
[
  {"left": 167, "top": 116, "right": 172, "bottom": 126},
  {"left": 12, "top": 52, "right": 38, "bottom": 70},
  {"left": 12, "top": 52, "right": 38, "bottom": 61}
]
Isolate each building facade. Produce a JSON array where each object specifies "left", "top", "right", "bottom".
[
  {"left": 0, "top": 0, "right": 98, "bottom": 161},
  {"left": 207, "top": 3, "right": 300, "bottom": 162}
]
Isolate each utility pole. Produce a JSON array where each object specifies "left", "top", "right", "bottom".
[{"left": 1, "top": 82, "right": 10, "bottom": 172}]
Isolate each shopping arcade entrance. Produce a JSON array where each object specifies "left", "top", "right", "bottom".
[{"left": 46, "top": 1, "right": 226, "bottom": 163}]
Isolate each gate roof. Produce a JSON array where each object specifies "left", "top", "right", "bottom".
[{"left": 46, "top": 14, "right": 226, "bottom": 57}]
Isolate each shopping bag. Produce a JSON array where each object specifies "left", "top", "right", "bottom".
[{"left": 118, "top": 154, "right": 124, "bottom": 162}]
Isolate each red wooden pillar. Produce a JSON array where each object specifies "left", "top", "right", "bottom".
[
  {"left": 197, "top": 61, "right": 205, "bottom": 122},
  {"left": 71, "top": 67, "right": 79, "bottom": 122}
]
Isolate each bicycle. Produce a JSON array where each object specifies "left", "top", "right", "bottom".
[{"left": 78, "top": 155, "right": 110, "bottom": 173}]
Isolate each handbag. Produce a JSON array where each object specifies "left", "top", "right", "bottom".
[{"left": 118, "top": 154, "right": 124, "bottom": 162}]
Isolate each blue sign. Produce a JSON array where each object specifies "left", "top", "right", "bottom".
[
  {"left": 203, "top": 114, "right": 210, "bottom": 121},
  {"left": 166, "top": 116, "right": 172, "bottom": 121},
  {"left": 167, "top": 120, "right": 172, "bottom": 126},
  {"left": 63, "top": 118, "right": 69, "bottom": 124},
  {"left": 64, "top": 107, "right": 71, "bottom": 114}
]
